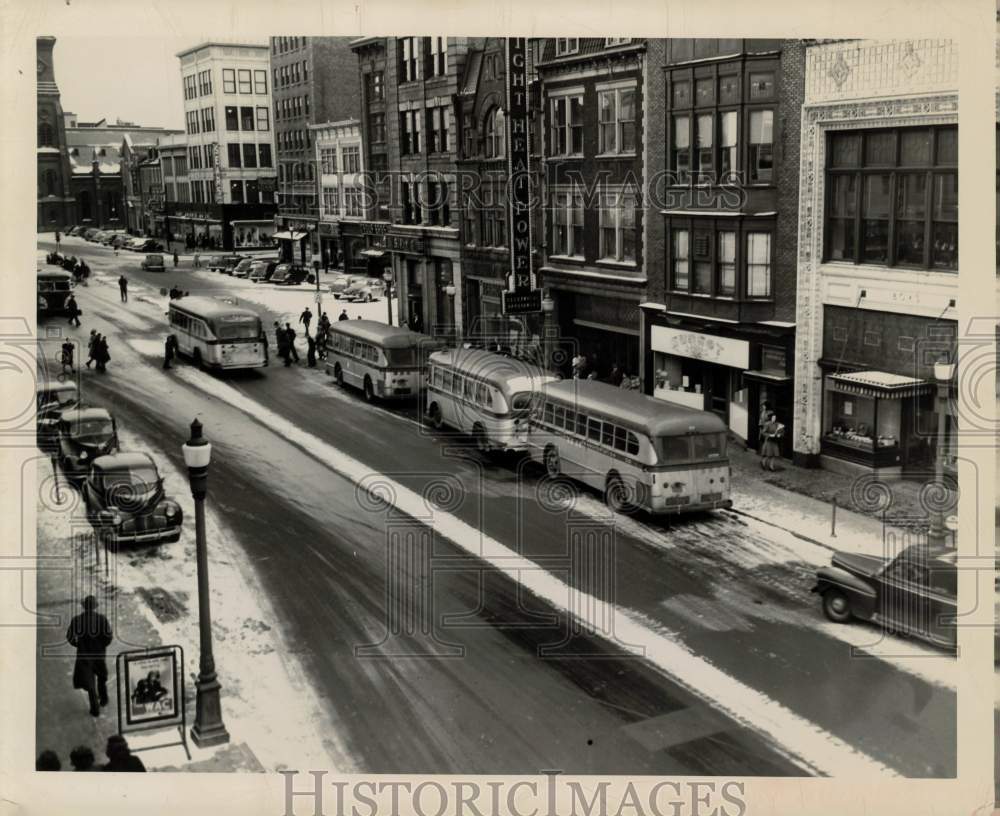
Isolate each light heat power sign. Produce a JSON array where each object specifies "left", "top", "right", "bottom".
[
  {"left": 505, "top": 38, "right": 534, "bottom": 299},
  {"left": 213, "top": 143, "right": 223, "bottom": 204}
]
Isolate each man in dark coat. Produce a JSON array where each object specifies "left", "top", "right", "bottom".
[
  {"left": 118, "top": 275, "right": 128, "bottom": 303},
  {"left": 163, "top": 334, "right": 178, "bottom": 369},
  {"left": 274, "top": 321, "right": 290, "bottom": 367},
  {"left": 95, "top": 335, "right": 110, "bottom": 373},
  {"left": 299, "top": 307, "right": 312, "bottom": 335},
  {"left": 172, "top": 251, "right": 179, "bottom": 268},
  {"left": 66, "top": 595, "right": 112, "bottom": 716},
  {"left": 306, "top": 334, "right": 317, "bottom": 368},
  {"left": 103, "top": 735, "right": 146, "bottom": 772},
  {"left": 285, "top": 323, "right": 299, "bottom": 363},
  {"left": 338, "top": 309, "right": 349, "bottom": 322},
  {"left": 66, "top": 294, "right": 81, "bottom": 327}
]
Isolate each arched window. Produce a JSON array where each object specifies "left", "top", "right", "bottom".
[
  {"left": 485, "top": 107, "right": 505, "bottom": 159},
  {"left": 38, "top": 123, "right": 54, "bottom": 147}
]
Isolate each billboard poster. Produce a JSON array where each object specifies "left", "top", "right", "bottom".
[{"left": 122, "top": 648, "right": 180, "bottom": 726}]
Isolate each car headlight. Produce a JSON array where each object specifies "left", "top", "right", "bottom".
[
  {"left": 164, "top": 506, "right": 177, "bottom": 518},
  {"left": 80, "top": 450, "right": 88, "bottom": 460}
]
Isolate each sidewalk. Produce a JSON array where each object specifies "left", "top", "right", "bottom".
[{"left": 728, "top": 437, "right": 957, "bottom": 557}]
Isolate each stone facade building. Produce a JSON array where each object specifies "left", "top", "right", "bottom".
[{"left": 36, "top": 37, "right": 76, "bottom": 230}]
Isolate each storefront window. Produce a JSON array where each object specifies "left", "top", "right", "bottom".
[{"left": 822, "top": 380, "right": 904, "bottom": 465}]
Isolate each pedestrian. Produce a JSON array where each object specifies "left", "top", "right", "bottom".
[
  {"left": 60, "top": 339, "right": 75, "bottom": 375},
  {"left": 85, "top": 329, "right": 97, "bottom": 368},
  {"left": 95, "top": 335, "right": 110, "bottom": 373},
  {"left": 338, "top": 309, "right": 349, "bottom": 322},
  {"left": 758, "top": 400, "right": 773, "bottom": 452},
  {"left": 65, "top": 294, "right": 81, "bottom": 328},
  {"left": 306, "top": 334, "right": 317, "bottom": 368},
  {"left": 118, "top": 275, "right": 128, "bottom": 303},
  {"left": 169, "top": 285, "right": 181, "bottom": 300},
  {"left": 609, "top": 363, "right": 624, "bottom": 387},
  {"left": 285, "top": 323, "right": 299, "bottom": 363},
  {"left": 66, "top": 595, "right": 112, "bottom": 717},
  {"left": 102, "top": 735, "right": 146, "bottom": 773},
  {"left": 163, "top": 334, "right": 177, "bottom": 369},
  {"left": 36, "top": 750, "right": 61, "bottom": 771},
  {"left": 760, "top": 411, "right": 785, "bottom": 472},
  {"left": 173, "top": 250, "right": 179, "bottom": 268},
  {"left": 299, "top": 306, "right": 312, "bottom": 334},
  {"left": 70, "top": 745, "right": 96, "bottom": 772},
  {"left": 275, "top": 321, "right": 290, "bottom": 367},
  {"left": 193, "top": 252, "right": 200, "bottom": 269}
]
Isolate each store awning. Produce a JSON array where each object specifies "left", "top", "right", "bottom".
[
  {"left": 360, "top": 249, "right": 386, "bottom": 258},
  {"left": 742, "top": 370, "right": 792, "bottom": 385},
  {"left": 829, "top": 370, "right": 932, "bottom": 399},
  {"left": 273, "top": 230, "right": 307, "bottom": 241}
]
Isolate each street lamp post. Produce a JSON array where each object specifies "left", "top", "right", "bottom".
[
  {"left": 540, "top": 292, "right": 555, "bottom": 373},
  {"left": 383, "top": 268, "right": 394, "bottom": 327},
  {"left": 927, "top": 359, "right": 955, "bottom": 548},
  {"left": 444, "top": 284, "right": 457, "bottom": 346},
  {"left": 182, "top": 419, "right": 230, "bottom": 748}
]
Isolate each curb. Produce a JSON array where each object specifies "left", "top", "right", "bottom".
[{"left": 726, "top": 507, "right": 842, "bottom": 554}]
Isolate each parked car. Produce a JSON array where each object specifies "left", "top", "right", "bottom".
[
  {"left": 206, "top": 255, "right": 227, "bottom": 272},
  {"left": 83, "top": 228, "right": 101, "bottom": 241},
  {"left": 330, "top": 274, "right": 368, "bottom": 298},
  {"left": 36, "top": 380, "right": 79, "bottom": 450},
  {"left": 270, "top": 263, "right": 309, "bottom": 286},
  {"left": 126, "top": 238, "right": 146, "bottom": 252},
  {"left": 141, "top": 254, "right": 166, "bottom": 271},
  {"left": 68, "top": 225, "right": 86, "bottom": 236},
  {"left": 111, "top": 234, "right": 132, "bottom": 249},
  {"left": 248, "top": 260, "right": 278, "bottom": 282},
  {"left": 131, "top": 238, "right": 164, "bottom": 253},
  {"left": 57, "top": 407, "right": 119, "bottom": 480},
  {"left": 81, "top": 452, "right": 183, "bottom": 546},
  {"left": 232, "top": 258, "right": 255, "bottom": 278},
  {"left": 221, "top": 255, "right": 245, "bottom": 275},
  {"left": 99, "top": 232, "right": 120, "bottom": 246},
  {"left": 343, "top": 277, "right": 386, "bottom": 302},
  {"left": 812, "top": 542, "right": 958, "bottom": 650}
]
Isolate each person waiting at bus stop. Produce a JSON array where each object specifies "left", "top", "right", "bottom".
[
  {"left": 274, "top": 321, "right": 290, "bottom": 367},
  {"left": 163, "top": 334, "right": 178, "bottom": 369}
]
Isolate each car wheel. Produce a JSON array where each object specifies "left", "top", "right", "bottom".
[
  {"left": 544, "top": 445, "right": 560, "bottom": 478},
  {"left": 366, "top": 293, "right": 373, "bottom": 302},
  {"left": 473, "top": 424, "right": 490, "bottom": 455},
  {"left": 363, "top": 376, "right": 375, "bottom": 403},
  {"left": 821, "top": 589, "right": 853, "bottom": 623},
  {"left": 334, "top": 364, "right": 344, "bottom": 387},
  {"left": 605, "top": 474, "right": 636, "bottom": 514},
  {"left": 192, "top": 348, "right": 204, "bottom": 371},
  {"left": 428, "top": 402, "right": 444, "bottom": 430}
]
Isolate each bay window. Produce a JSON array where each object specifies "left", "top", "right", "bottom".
[{"left": 748, "top": 110, "right": 774, "bottom": 183}]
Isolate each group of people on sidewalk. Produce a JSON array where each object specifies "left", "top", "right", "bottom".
[{"left": 36, "top": 735, "right": 146, "bottom": 773}]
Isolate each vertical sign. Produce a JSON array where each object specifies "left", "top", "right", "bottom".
[
  {"left": 213, "top": 143, "right": 223, "bottom": 204},
  {"left": 502, "top": 37, "right": 541, "bottom": 315}
]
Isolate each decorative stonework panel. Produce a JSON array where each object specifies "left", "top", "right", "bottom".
[
  {"left": 806, "top": 40, "right": 956, "bottom": 105},
  {"left": 792, "top": 92, "right": 957, "bottom": 457}
]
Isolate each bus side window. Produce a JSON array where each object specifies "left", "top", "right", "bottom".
[
  {"left": 484, "top": 388, "right": 493, "bottom": 407},
  {"left": 543, "top": 403, "right": 554, "bottom": 425},
  {"left": 626, "top": 432, "right": 640, "bottom": 456},
  {"left": 433, "top": 367, "right": 443, "bottom": 387},
  {"left": 553, "top": 406, "right": 565, "bottom": 428},
  {"left": 476, "top": 383, "right": 488, "bottom": 405},
  {"left": 564, "top": 409, "right": 576, "bottom": 433},
  {"left": 443, "top": 370, "right": 453, "bottom": 391},
  {"left": 613, "top": 426, "right": 627, "bottom": 451},
  {"left": 464, "top": 378, "right": 475, "bottom": 400},
  {"left": 576, "top": 413, "right": 588, "bottom": 436},
  {"left": 602, "top": 422, "right": 614, "bottom": 448},
  {"left": 587, "top": 418, "right": 601, "bottom": 442},
  {"left": 330, "top": 334, "right": 340, "bottom": 350}
]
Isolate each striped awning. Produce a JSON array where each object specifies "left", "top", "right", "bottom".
[{"left": 829, "top": 370, "right": 932, "bottom": 399}]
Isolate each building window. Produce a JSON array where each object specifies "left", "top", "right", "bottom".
[
  {"left": 243, "top": 143, "right": 258, "bottom": 168},
  {"left": 323, "top": 187, "right": 340, "bottom": 215},
  {"left": 259, "top": 143, "right": 272, "bottom": 167},
  {"left": 718, "top": 231, "right": 736, "bottom": 296},
  {"left": 369, "top": 112, "right": 386, "bottom": 145},
  {"left": 555, "top": 39, "right": 579, "bottom": 56},
  {"left": 746, "top": 232, "right": 772, "bottom": 297},
  {"left": 203, "top": 144, "right": 213, "bottom": 168},
  {"left": 605, "top": 38, "right": 629, "bottom": 46},
  {"left": 427, "top": 106, "right": 449, "bottom": 153},
  {"left": 184, "top": 74, "right": 197, "bottom": 100},
  {"left": 342, "top": 145, "right": 361, "bottom": 174},
  {"left": 227, "top": 143, "right": 242, "bottom": 168},
  {"left": 241, "top": 106, "right": 255, "bottom": 131},
  {"left": 254, "top": 69, "right": 267, "bottom": 94},
  {"left": 696, "top": 114, "right": 714, "bottom": 183},
  {"left": 597, "top": 86, "right": 636, "bottom": 154},
  {"left": 198, "top": 69, "right": 212, "bottom": 95},
  {"left": 38, "top": 122, "right": 54, "bottom": 146},
  {"left": 230, "top": 180, "right": 245, "bottom": 203},
  {"left": 551, "top": 189, "right": 584, "bottom": 258},
  {"left": 222, "top": 69, "right": 236, "bottom": 94},
  {"left": 550, "top": 95, "right": 583, "bottom": 156},
  {"left": 427, "top": 37, "right": 447, "bottom": 77},
  {"left": 462, "top": 114, "right": 476, "bottom": 158},
  {"left": 672, "top": 115, "right": 690, "bottom": 182},
  {"left": 225, "top": 106, "right": 238, "bottom": 131},
  {"left": 748, "top": 110, "right": 774, "bottom": 183},
  {"left": 203, "top": 107, "right": 216, "bottom": 132},
  {"left": 425, "top": 179, "right": 450, "bottom": 226},
  {"left": 344, "top": 187, "right": 364, "bottom": 217},
  {"left": 366, "top": 70, "right": 384, "bottom": 102},
  {"left": 400, "top": 37, "right": 420, "bottom": 82},
  {"left": 484, "top": 107, "right": 505, "bottom": 159},
  {"left": 400, "top": 109, "right": 421, "bottom": 155},
  {"left": 238, "top": 69, "right": 252, "bottom": 94},
  {"left": 463, "top": 192, "right": 477, "bottom": 245},
  {"left": 401, "top": 178, "right": 418, "bottom": 224},
  {"left": 720, "top": 111, "right": 737, "bottom": 178},
  {"left": 320, "top": 147, "right": 337, "bottom": 174},
  {"left": 256, "top": 107, "right": 269, "bottom": 131},
  {"left": 824, "top": 127, "right": 957, "bottom": 270},
  {"left": 670, "top": 230, "right": 689, "bottom": 291},
  {"left": 598, "top": 188, "right": 637, "bottom": 263}
]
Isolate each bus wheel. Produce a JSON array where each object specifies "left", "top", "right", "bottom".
[
  {"left": 544, "top": 445, "right": 560, "bottom": 478},
  {"left": 363, "top": 376, "right": 375, "bottom": 402},
  {"left": 334, "top": 364, "right": 344, "bottom": 387},
  {"left": 192, "top": 348, "right": 204, "bottom": 371},
  {"left": 473, "top": 424, "right": 491, "bottom": 455},
  {"left": 428, "top": 402, "right": 444, "bottom": 430},
  {"left": 605, "top": 474, "right": 635, "bottom": 514}
]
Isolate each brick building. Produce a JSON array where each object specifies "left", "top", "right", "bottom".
[
  {"left": 793, "top": 39, "right": 957, "bottom": 477},
  {"left": 351, "top": 37, "right": 468, "bottom": 335},
  {"left": 640, "top": 39, "right": 805, "bottom": 457},
  {"left": 536, "top": 38, "right": 659, "bottom": 380},
  {"left": 36, "top": 37, "right": 76, "bottom": 230},
  {"left": 271, "top": 36, "right": 362, "bottom": 265}
]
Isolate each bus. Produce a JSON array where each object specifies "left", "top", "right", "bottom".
[
  {"left": 167, "top": 297, "right": 267, "bottom": 371},
  {"left": 526, "top": 379, "right": 732, "bottom": 515},
  {"left": 325, "top": 320, "right": 440, "bottom": 402},
  {"left": 37, "top": 268, "right": 73, "bottom": 317},
  {"left": 425, "top": 348, "right": 557, "bottom": 453}
]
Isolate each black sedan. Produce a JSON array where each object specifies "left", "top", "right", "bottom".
[
  {"left": 57, "top": 407, "right": 119, "bottom": 480},
  {"left": 81, "top": 452, "right": 182, "bottom": 546},
  {"left": 812, "top": 542, "right": 957, "bottom": 650},
  {"left": 270, "top": 263, "right": 309, "bottom": 285},
  {"left": 130, "top": 238, "right": 164, "bottom": 253}
]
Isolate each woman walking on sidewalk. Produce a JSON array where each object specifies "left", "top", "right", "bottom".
[{"left": 760, "top": 411, "right": 785, "bottom": 472}]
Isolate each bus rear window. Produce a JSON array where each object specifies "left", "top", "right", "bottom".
[
  {"left": 655, "top": 436, "right": 691, "bottom": 463},
  {"left": 691, "top": 432, "right": 727, "bottom": 460},
  {"left": 385, "top": 347, "right": 416, "bottom": 367},
  {"left": 217, "top": 322, "right": 259, "bottom": 340}
]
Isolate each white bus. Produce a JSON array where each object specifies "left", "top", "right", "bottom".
[
  {"left": 167, "top": 297, "right": 267, "bottom": 371},
  {"left": 526, "top": 379, "right": 732, "bottom": 515},
  {"left": 425, "top": 348, "right": 557, "bottom": 453},
  {"left": 325, "top": 320, "right": 441, "bottom": 402}
]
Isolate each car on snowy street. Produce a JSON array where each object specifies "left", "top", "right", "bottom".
[
  {"left": 37, "top": 268, "right": 74, "bottom": 317},
  {"left": 249, "top": 259, "right": 279, "bottom": 282},
  {"left": 141, "top": 254, "right": 166, "bottom": 272},
  {"left": 37, "top": 380, "right": 79, "bottom": 450},
  {"left": 270, "top": 263, "right": 309, "bottom": 285},
  {"left": 232, "top": 258, "right": 255, "bottom": 278},
  {"left": 131, "top": 238, "right": 164, "bottom": 253},
  {"left": 56, "top": 407, "right": 119, "bottom": 481},
  {"left": 342, "top": 277, "right": 386, "bottom": 302},
  {"left": 81, "top": 452, "right": 183, "bottom": 546},
  {"left": 812, "top": 542, "right": 957, "bottom": 650},
  {"left": 329, "top": 273, "right": 368, "bottom": 298}
]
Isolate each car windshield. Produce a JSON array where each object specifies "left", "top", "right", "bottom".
[
  {"left": 68, "top": 418, "right": 113, "bottom": 438},
  {"left": 272, "top": 265, "right": 290, "bottom": 277},
  {"left": 217, "top": 320, "right": 260, "bottom": 340},
  {"left": 101, "top": 467, "right": 161, "bottom": 498}
]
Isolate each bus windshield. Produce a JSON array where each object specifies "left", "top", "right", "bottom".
[
  {"left": 216, "top": 320, "right": 260, "bottom": 340},
  {"left": 509, "top": 392, "right": 535, "bottom": 416}
]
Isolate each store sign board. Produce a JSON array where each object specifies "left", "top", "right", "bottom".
[
  {"left": 504, "top": 37, "right": 537, "bottom": 315},
  {"left": 651, "top": 325, "right": 750, "bottom": 370},
  {"left": 212, "top": 143, "right": 223, "bottom": 204}
]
